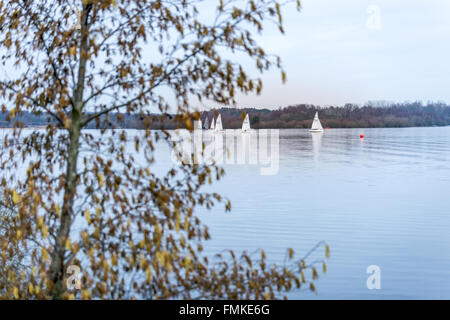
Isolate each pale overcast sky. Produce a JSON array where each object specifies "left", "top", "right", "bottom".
[
  {"left": 4, "top": 1, "right": 449, "bottom": 111},
  {"left": 224, "top": 0, "right": 450, "bottom": 109}
]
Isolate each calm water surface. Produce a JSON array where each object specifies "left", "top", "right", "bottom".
[
  {"left": 3, "top": 126, "right": 449, "bottom": 299},
  {"left": 181, "top": 127, "right": 450, "bottom": 299}
]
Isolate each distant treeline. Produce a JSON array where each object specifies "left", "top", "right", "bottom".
[
  {"left": 211, "top": 102, "right": 450, "bottom": 129},
  {"left": 0, "top": 112, "right": 178, "bottom": 129},
  {"left": 2, "top": 102, "right": 450, "bottom": 129}
]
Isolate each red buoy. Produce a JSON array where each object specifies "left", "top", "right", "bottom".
[{"left": 360, "top": 133, "right": 365, "bottom": 139}]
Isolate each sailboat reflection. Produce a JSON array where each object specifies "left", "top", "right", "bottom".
[{"left": 311, "top": 130, "right": 323, "bottom": 161}]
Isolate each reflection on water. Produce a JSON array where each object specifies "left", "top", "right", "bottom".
[
  {"left": 311, "top": 132, "right": 323, "bottom": 161},
  {"left": 193, "top": 127, "right": 450, "bottom": 299}
]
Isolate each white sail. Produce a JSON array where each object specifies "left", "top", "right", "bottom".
[
  {"left": 310, "top": 112, "right": 323, "bottom": 132},
  {"left": 210, "top": 117, "right": 215, "bottom": 130},
  {"left": 215, "top": 114, "right": 223, "bottom": 131},
  {"left": 242, "top": 113, "right": 251, "bottom": 132}
]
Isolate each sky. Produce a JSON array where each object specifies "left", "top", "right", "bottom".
[
  {"left": 220, "top": 0, "right": 450, "bottom": 109},
  {"left": 3, "top": 1, "right": 450, "bottom": 112}
]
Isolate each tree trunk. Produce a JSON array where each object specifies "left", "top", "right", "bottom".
[
  {"left": 49, "top": 3, "right": 91, "bottom": 299},
  {"left": 49, "top": 113, "right": 81, "bottom": 299}
]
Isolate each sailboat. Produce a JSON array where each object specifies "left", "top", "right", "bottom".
[
  {"left": 241, "top": 113, "right": 251, "bottom": 133},
  {"left": 214, "top": 114, "right": 224, "bottom": 133},
  {"left": 309, "top": 112, "right": 324, "bottom": 133},
  {"left": 210, "top": 117, "right": 215, "bottom": 130}
]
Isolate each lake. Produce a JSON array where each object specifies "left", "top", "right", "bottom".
[
  {"left": 2, "top": 126, "right": 450, "bottom": 299},
  {"left": 168, "top": 127, "right": 450, "bottom": 299}
]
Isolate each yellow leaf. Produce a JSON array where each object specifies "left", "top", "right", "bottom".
[
  {"left": 81, "top": 289, "right": 90, "bottom": 300},
  {"left": 175, "top": 211, "right": 180, "bottom": 232},
  {"left": 4, "top": 37, "right": 11, "bottom": 49},
  {"left": 42, "top": 225, "right": 48, "bottom": 239},
  {"left": 184, "top": 216, "right": 189, "bottom": 232},
  {"left": 180, "top": 235, "right": 185, "bottom": 248},
  {"left": 82, "top": 230, "right": 89, "bottom": 243},
  {"left": 159, "top": 251, "right": 166, "bottom": 266},
  {"left": 68, "top": 293, "right": 75, "bottom": 300},
  {"left": 184, "top": 255, "right": 191, "bottom": 270},
  {"left": 12, "top": 190, "right": 19, "bottom": 204},
  {"left": 37, "top": 217, "right": 44, "bottom": 228},
  {"left": 93, "top": 227, "right": 100, "bottom": 239},
  {"left": 9, "top": 108, "right": 16, "bottom": 119},
  {"left": 325, "top": 244, "right": 330, "bottom": 259},
  {"left": 98, "top": 173, "right": 104, "bottom": 187},
  {"left": 103, "top": 260, "right": 109, "bottom": 271},
  {"left": 312, "top": 267, "right": 318, "bottom": 280},
  {"left": 69, "top": 47, "right": 77, "bottom": 56},
  {"left": 111, "top": 254, "right": 118, "bottom": 266},
  {"left": 13, "top": 287, "right": 19, "bottom": 299},
  {"left": 185, "top": 118, "right": 192, "bottom": 130},
  {"left": 281, "top": 71, "right": 286, "bottom": 83},
  {"left": 85, "top": 209, "right": 91, "bottom": 224},
  {"left": 65, "top": 237, "right": 72, "bottom": 251},
  {"left": 139, "top": 254, "right": 145, "bottom": 268},
  {"left": 28, "top": 283, "right": 34, "bottom": 294},
  {"left": 288, "top": 248, "right": 294, "bottom": 259},
  {"left": 42, "top": 248, "right": 48, "bottom": 261},
  {"left": 146, "top": 267, "right": 152, "bottom": 283}
]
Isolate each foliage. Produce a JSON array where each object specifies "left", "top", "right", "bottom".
[
  {"left": 4, "top": 101, "right": 449, "bottom": 129},
  {"left": 0, "top": 0, "right": 328, "bottom": 299},
  {"left": 0, "top": 196, "right": 27, "bottom": 292},
  {"left": 202, "top": 102, "right": 450, "bottom": 129}
]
